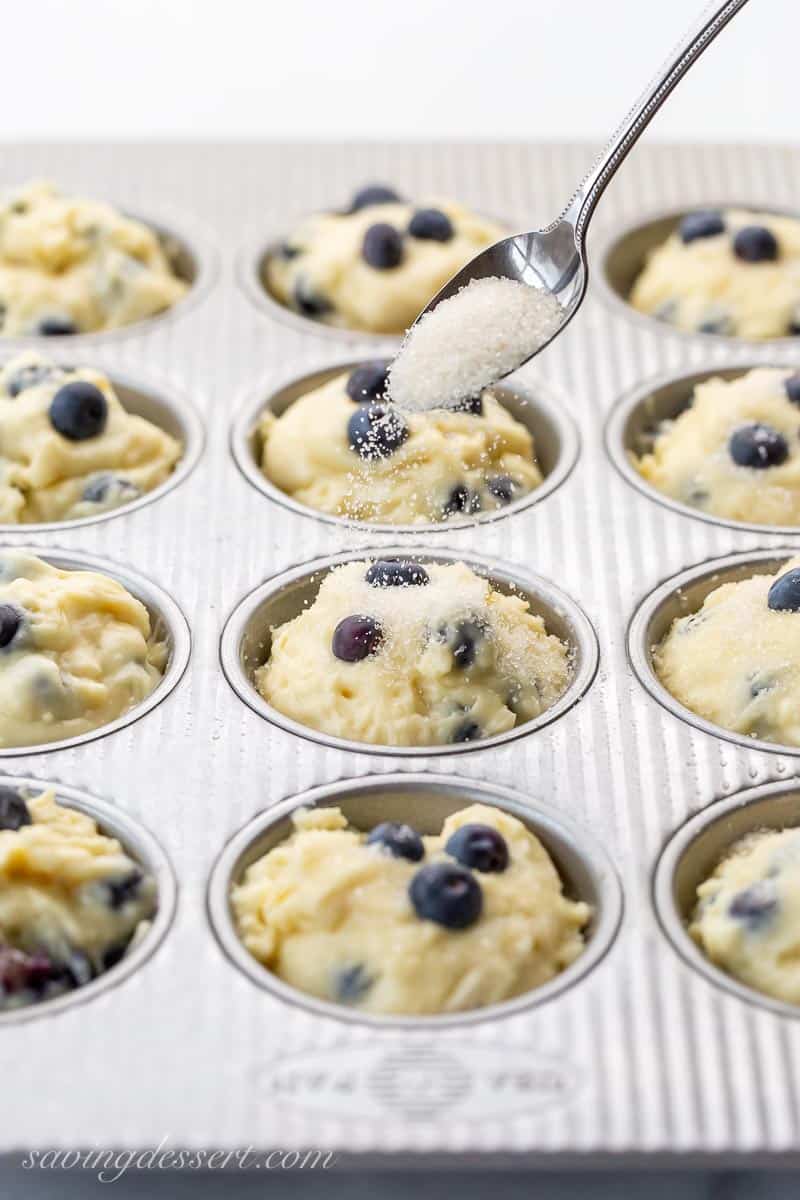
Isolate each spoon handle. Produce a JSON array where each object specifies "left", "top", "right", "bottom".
[{"left": 566, "top": 0, "right": 751, "bottom": 240}]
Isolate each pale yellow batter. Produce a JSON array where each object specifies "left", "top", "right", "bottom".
[
  {"left": 0, "top": 352, "right": 181, "bottom": 523},
  {"left": 260, "top": 371, "right": 541, "bottom": 525},
  {"left": 630, "top": 208, "right": 800, "bottom": 339},
  {"left": 0, "top": 788, "right": 156, "bottom": 1010},
  {"left": 635, "top": 368, "right": 800, "bottom": 526},
  {"left": 232, "top": 803, "right": 590, "bottom": 1016},
  {"left": 256, "top": 559, "right": 571, "bottom": 747},
  {"left": 691, "top": 825, "right": 800, "bottom": 1007},
  {"left": 0, "top": 551, "right": 166, "bottom": 748},
  {"left": 654, "top": 555, "right": 800, "bottom": 747},
  {"left": 0, "top": 180, "right": 187, "bottom": 336},
  {"left": 266, "top": 193, "right": 503, "bottom": 334}
]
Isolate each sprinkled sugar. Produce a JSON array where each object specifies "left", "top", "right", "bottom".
[{"left": 388, "top": 277, "right": 563, "bottom": 413}]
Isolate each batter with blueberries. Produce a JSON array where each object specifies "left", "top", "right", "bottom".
[
  {"left": 232, "top": 802, "right": 590, "bottom": 1016},
  {"left": 0, "top": 352, "right": 181, "bottom": 523},
  {"left": 0, "top": 180, "right": 187, "bottom": 337},
  {"left": 0, "top": 786, "right": 156, "bottom": 1011},
  {"left": 634, "top": 367, "right": 800, "bottom": 526},
  {"left": 266, "top": 184, "right": 504, "bottom": 334},
  {"left": 259, "top": 360, "right": 542, "bottom": 524},
  {"left": 630, "top": 208, "right": 800, "bottom": 339},
  {"left": 0, "top": 551, "right": 166, "bottom": 749},
  {"left": 256, "top": 557, "right": 571, "bottom": 747},
  {"left": 655, "top": 557, "right": 800, "bottom": 747},
  {"left": 691, "top": 825, "right": 800, "bottom": 1007}
]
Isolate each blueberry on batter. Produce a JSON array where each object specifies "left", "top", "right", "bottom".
[
  {"left": 443, "top": 482, "right": 481, "bottom": 516},
  {"left": 452, "top": 720, "right": 481, "bottom": 743},
  {"left": 366, "top": 821, "right": 425, "bottom": 862},
  {"left": 728, "top": 423, "right": 789, "bottom": 469},
  {"left": 729, "top": 880, "right": 778, "bottom": 927},
  {"left": 334, "top": 963, "right": 375, "bottom": 1003},
  {"left": 408, "top": 208, "right": 454, "bottom": 242},
  {"left": 362, "top": 223, "right": 404, "bottom": 270},
  {"left": 445, "top": 824, "right": 510, "bottom": 873},
  {"left": 292, "top": 279, "right": 331, "bottom": 317},
  {"left": 7, "top": 363, "right": 54, "bottom": 397},
  {"left": 332, "top": 614, "right": 384, "bottom": 662},
  {"left": 82, "top": 474, "right": 141, "bottom": 505},
  {"left": 49, "top": 381, "right": 108, "bottom": 441},
  {"left": 487, "top": 475, "right": 516, "bottom": 504},
  {"left": 785, "top": 372, "right": 800, "bottom": 405},
  {"left": 0, "top": 787, "right": 31, "bottom": 830},
  {"left": 347, "top": 403, "right": 409, "bottom": 460},
  {"left": 679, "top": 210, "right": 725, "bottom": 244},
  {"left": 36, "top": 315, "right": 78, "bottom": 337},
  {"left": 365, "top": 559, "right": 430, "bottom": 587},
  {"left": 409, "top": 862, "right": 483, "bottom": 929},
  {"left": 349, "top": 185, "right": 402, "bottom": 212},
  {"left": 768, "top": 567, "right": 800, "bottom": 612},
  {"left": 346, "top": 360, "right": 389, "bottom": 404},
  {"left": 0, "top": 604, "right": 23, "bottom": 649},
  {"left": 733, "top": 225, "right": 779, "bottom": 263}
]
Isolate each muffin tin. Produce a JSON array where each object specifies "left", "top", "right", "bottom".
[{"left": 5, "top": 141, "right": 800, "bottom": 1164}]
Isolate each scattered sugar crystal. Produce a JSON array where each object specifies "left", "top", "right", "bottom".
[{"left": 388, "top": 276, "right": 563, "bottom": 413}]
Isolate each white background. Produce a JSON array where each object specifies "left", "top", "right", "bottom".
[{"left": 2, "top": 0, "right": 795, "bottom": 143}]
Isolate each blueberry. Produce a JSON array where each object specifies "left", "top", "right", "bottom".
[
  {"left": 82, "top": 474, "right": 140, "bottom": 504},
  {"left": 36, "top": 315, "right": 77, "bottom": 336},
  {"left": 785, "top": 373, "right": 800, "bottom": 406},
  {"left": 729, "top": 880, "right": 778, "bottom": 927},
  {"left": 59, "top": 949, "right": 93, "bottom": 989},
  {"left": 487, "top": 475, "right": 516, "bottom": 504},
  {"left": 0, "top": 604, "right": 23, "bottom": 649},
  {"left": 104, "top": 869, "right": 144, "bottom": 910},
  {"left": 6, "top": 363, "right": 52, "bottom": 397},
  {"left": 349, "top": 185, "right": 402, "bottom": 212},
  {"left": 332, "top": 614, "right": 384, "bottom": 662},
  {"left": 443, "top": 483, "right": 481, "bottom": 516},
  {"left": 452, "top": 720, "right": 481, "bottom": 743},
  {"left": 292, "top": 279, "right": 331, "bottom": 318},
  {"left": 445, "top": 824, "right": 509, "bottom": 873},
  {"left": 278, "top": 242, "right": 302, "bottom": 260},
  {"left": 453, "top": 393, "right": 484, "bottom": 415},
  {"left": 698, "top": 313, "right": 733, "bottom": 336},
  {"left": 334, "top": 963, "right": 374, "bottom": 1004},
  {"left": 365, "top": 559, "right": 429, "bottom": 588},
  {"left": 728, "top": 423, "right": 788, "bottom": 469},
  {"left": 733, "top": 225, "right": 779, "bottom": 263},
  {"left": 366, "top": 821, "right": 424, "bottom": 862},
  {"left": 451, "top": 620, "right": 483, "bottom": 669},
  {"left": 408, "top": 208, "right": 454, "bottom": 242},
  {"left": 0, "top": 946, "right": 55, "bottom": 995},
  {"left": 0, "top": 786, "right": 31, "bottom": 831},
  {"left": 409, "top": 862, "right": 482, "bottom": 930},
  {"left": 49, "top": 381, "right": 107, "bottom": 441},
  {"left": 101, "top": 942, "right": 128, "bottom": 971},
  {"left": 768, "top": 567, "right": 800, "bottom": 612},
  {"left": 679, "top": 210, "right": 725, "bottom": 244},
  {"left": 362, "top": 223, "right": 404, "bottom": 270},
  {"left": 347, "top": 403, "right": 408, "bottom": 460},
  {"left": 346, "top": 360, "right": 389, "bottom": 404}
]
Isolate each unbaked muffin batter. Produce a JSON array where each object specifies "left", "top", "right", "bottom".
[
  {"left": 0, "top": 352, "right": 181, "bottom": 523},
  {"left": 691, "top": 825, "right": 800, "bottom": 1007},
  {"left": 0, "top": 551, "right": 166, "bottom": 748},
  {"left": 232, "top": 802, "right": 590, "bottom": 1016},
  {"left": 634, "top": 368, "right": 800, "bottom": 526},
  {"left": 654, "top": 555, "right": 800, "bottom": 747},
  {"left": 0, "top": 180, "right": 187, "bottom": 336},
  {"left": 630, "top": 208, "right": 800, "bottom": 339},
  {"left": 0, "top": 787, "right": 156, "bottom": 1011},
  {"left": 259, "top": 365, "right": 542, "bottom": 525},
  {"left": 265, "top": 184, "right": 503, "bottom": 333},
  {"left": 256, "top": 558, "right": 571, "bottom": 747}
]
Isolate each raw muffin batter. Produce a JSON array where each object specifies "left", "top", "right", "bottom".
[
  {"left": 690, "top": 825, "right": 800, "bottom": 1007},
  {"left": 0, "top": 180, "right": 187, "bottom": 336},
  {"left": 634, "top": 368, "right": 800, "bottom": 526},
  {"left": 232, "top": 802, "right": 590, "bottom": 1016},
  {"left": 0, "top": 352, "right": 182, "bottom": 523},
  {"left": 0, "top": 787, "right": 156, "bottom": 1011},
  {"left": 256, "top": 558, "right": 571, "bottom": 747},
  {"left": 654, "top": 555, "right": 800, "bottom": 747},
  {"left": 259, "top": 363, "right": 542, "bottom": 524},
  {"left": 265, "top": 184, "right": 504, "bottom": 334},
  {"left": 630, "top": 208, "right": 800, "bottom": 339},
  {"left": 0, "top": 551, "right": 166, "bottom": 748}
]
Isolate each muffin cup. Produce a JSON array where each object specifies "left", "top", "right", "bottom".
[
  {"left": 595, "top": 202, "right": 800, "bottom": 344},
  {"left": 0, "top": 773, "right": 176, "bottom": 1025},
  {"left": 207, "top": 772, "right": 622, "bottom": 1029},
  {"left": 605, "top": 360, "right": 800, "bottom": 535},
  {"left": 0, "top": 365, "right": 204, "bottom": 533},
  {"left": 219, "top": 546, "right": 599, "bottom": 758},
  {"left": 231, "top": 359, "right": 579, "bottom": 533},
  {"left": 0, "top": 202, "right": 218, "bottom": 347},
  {"left": 0, "top": 546, "right": 191, "bottom": 757},
  {"left": 628, "top": 548, "right": 800, "bottom": 756},
  {"left": 654, "top": 780, "right": 800, "bottom": 1020}
]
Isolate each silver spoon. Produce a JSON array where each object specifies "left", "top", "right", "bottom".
[{"left": 390, "top": 0, "right": 751, "bottom": 410}]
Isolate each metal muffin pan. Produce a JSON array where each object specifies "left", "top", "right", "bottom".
[
  {"left": 0, "top": 545, "right": 191, "bottom": 757},
  {"left": 0, "top": 365, "right": 205, "bottom": 533},
  {"left": 231, "top": 358, "right": 579, "bottom": 533},
  {"left": 605, "top": 360, "right": 800, "bottom": 535},
  {"left": 628, "top": 548, "right": 800, "bottom": 756},
  {"left": 208, "top": 773, "right": 623, "bottom": 1030},
  {"left": 219, "top": 545, "right": 599, "bottom": 758},
  {"left": 0, "top": 773, "right": 177, "bottom": 1027},
  {"left": 596, "top": 200, "right": 800, "bottom": 344},
  {"left": 654, "top": 779, "right": 800, "bottom": 1021}
]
